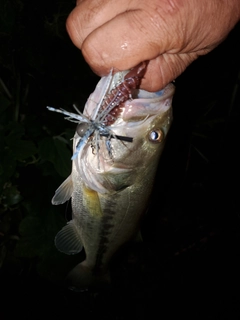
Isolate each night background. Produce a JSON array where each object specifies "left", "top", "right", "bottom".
[{"left": 1, "top": 0, "right": 240, "bottom": 319}]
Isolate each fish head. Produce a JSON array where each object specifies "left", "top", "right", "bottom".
[
  {"left": 110, "top": 85, "right": 174, "bottom": 168},
  {"left": 73, "top": 75, "right": 175, "bottom": 194}
]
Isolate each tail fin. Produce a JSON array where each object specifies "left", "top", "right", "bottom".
[{"left": 65, "top": 262, "right": 111, "bottom": 291}]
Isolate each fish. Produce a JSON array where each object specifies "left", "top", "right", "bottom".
[{"left": 47, "top": 63, "right": 175, "bottom": 289}]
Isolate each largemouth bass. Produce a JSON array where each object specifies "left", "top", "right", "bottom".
[{"left": 48, "top": 63, "right": 174, "bottom": 288}]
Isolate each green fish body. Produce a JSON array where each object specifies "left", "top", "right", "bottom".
[{"left": 51, "top": 71, "right": 175, "bottom": 288}]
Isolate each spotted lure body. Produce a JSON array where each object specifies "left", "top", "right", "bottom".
[{"left": 48, "top": 63, "right": 174, "bottom": 288}]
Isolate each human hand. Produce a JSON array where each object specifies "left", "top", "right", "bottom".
[{"left": 66, "top": 0, "right": 240, "bottom": 91}]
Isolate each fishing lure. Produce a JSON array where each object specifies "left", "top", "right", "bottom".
[{"left": 47, "top": 62, "right": 147, "bottom": 162}]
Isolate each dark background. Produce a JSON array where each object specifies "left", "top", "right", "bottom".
[{"left": 1, "top": 1, "right": 240, "bottom": 319}]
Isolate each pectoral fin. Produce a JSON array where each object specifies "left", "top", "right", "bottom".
[
  {"left": 55, "top": 220, "right": 83, "bottom": 255},
  {"left": 52, "top": 175, "right": 73, "bottom": 205}
]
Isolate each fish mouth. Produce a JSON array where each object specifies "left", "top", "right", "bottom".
[{"left": 121, "top": 84, "right": 175, "bottom": 122}]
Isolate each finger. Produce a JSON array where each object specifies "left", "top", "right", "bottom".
[
  {"left": 141, "top": 52, "right": 199, "bottom": 91},
  {"left": 66, "top": 0, "right": 135, "bottom": 50},
  {"left": 80, "top": 9, "right": 178, "bottom": 75},
  {"left": 66, "top": 0, "right": 187, "bottom": 91},
  {"left": 66, "top": 0, "right": 188, "bottom": 73}
]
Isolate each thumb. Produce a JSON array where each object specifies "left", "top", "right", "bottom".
[{"left": 77, "top": 8, "right": 181, "bottom": 74}]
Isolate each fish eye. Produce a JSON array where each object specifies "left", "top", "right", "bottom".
[
  {"left": 148, "top": 129, "right": 164, "bottom": 143},
  {"left": 76, "top": 122, "right": 89, "bottom": 137}
]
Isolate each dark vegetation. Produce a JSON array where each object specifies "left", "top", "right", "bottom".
[{"left": 1, "top": 0, "right": 240, "bottom": 318}]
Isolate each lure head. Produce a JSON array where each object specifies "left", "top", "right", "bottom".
[{"left": 76, "top": 122, "right": 90, "bottom": 137}]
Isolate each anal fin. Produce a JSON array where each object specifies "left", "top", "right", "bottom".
[{"left": 55, "top": 220, "right": 83, "bottom": 255}]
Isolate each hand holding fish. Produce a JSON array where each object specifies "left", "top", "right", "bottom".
[{"left": 66, "top": 0, "right": 240, "bottom": 91}]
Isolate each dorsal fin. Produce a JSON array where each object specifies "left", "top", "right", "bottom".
[
  {"left": 52, "top": 175, "right": 73, "bottom": 205},
  {"left": 55, "top": 220, "right": 83, "bottom": 255}
]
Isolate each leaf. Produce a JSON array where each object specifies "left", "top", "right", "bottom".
[
  {"left": 15, "top": 215, "right": 53, "bottom": 258},
  {"left": 24, "top": 115, "right": 43, "bottom": 139},
  {"left": 2, "top": 184, "right": 22, "bottom": 206},
  {"left": 8, "top": 140, "right": 37, "bottom": 160},
  {"left": 37, "top": 161, "right": 57, "bottom": 177},
  {"left": 4, "top": 122, "right": 25, "bottom": 141},
  {"left": 0, "top": 95, "right": 11, "bottom": 116},
  {"left": 0, "top": 0, "right": 16, "bottom": 33},
  {"left": 0, "top": 149, "right": 16, "bottom": 188},
  {"left": 14, "top": 204, "right": 66, "bottom": 261},
  {"left": 53, "top": 138, "right": 71, "bottom": 177},
  {"left": 38, "top": 137, "right": 56, "bottom": 163},
  {"left": 38, "top": 136, "right": 71, "bottom": 177}
]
